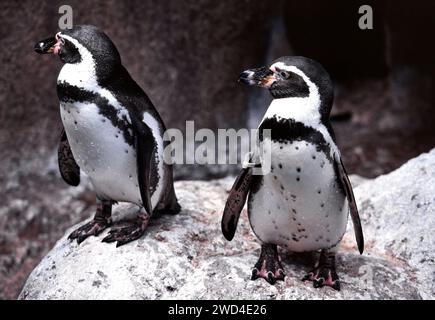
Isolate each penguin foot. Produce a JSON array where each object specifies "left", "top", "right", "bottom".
[
  {"left": 102, "top": 213, "right": 150, "bottom": 247},
  {"left": 154, "top": 196, "right": 181, "bottom": 216},
  {"left": 251, "top": 244, "right": 285, "bottom": 285},
  {"left": 68, "top": 218, "right": 112, "bottom": 244},
  {"left": 68, "top": 200, "right": 113, "bottom": 244},
  {"left": 302, "top": 249, "right": 340, "bottom": 291}
]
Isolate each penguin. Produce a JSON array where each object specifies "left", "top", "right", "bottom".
[
  {"left": 221, "top": 56, "right": 364, "bottom": 290},
  {"left": 34, "top": 25, "right": 180, "bottom": 247}
]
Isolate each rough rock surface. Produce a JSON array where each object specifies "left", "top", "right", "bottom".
[{"left": 19, "top": 150, "right": 435, "bottom": 299}]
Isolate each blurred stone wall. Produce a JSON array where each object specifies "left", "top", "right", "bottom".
[
  {"left": 1, "top": 0, "right": 433, "bottom": 182},
  {"left": 284, "top": 0, "right": 435, "bottom": 176},
  {"left": 0, "top": 0, "right": 276, "bottom": 183},
  {"left": 0, "top": 0, "right": 434, "bottom": 299}
]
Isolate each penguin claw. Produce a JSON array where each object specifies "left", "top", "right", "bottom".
[
  {"left": 102, "top": 216, "right": 149, "bottom": 247},
  {"left": 250, "top": 244, "right": 285, "bottom": 285},
  {"left": 251, "top": 269, "right": 260, "bottom": 280},
  {"left": 301, "top": 272, "right": 314, "bottom": 282},
  {"left": 303, "top": 269, "right": 340, "bottom": 290},
  {"left": 68, "top": 219, "right": 111, "bottom": 244},
  {"left": 331, "top": 280, "right": 341, "bottom": 291},
  {"left": 76, "top": 234, "right": 88, "bottom": 245},
  {"left": 302, "top": 250, "right": 340, "bottom": 291},
  {"left": 102, "top": 227, "right": 143, "bottom": 246},
  {"left": 267, "top": 272, "right": 276, "bottom": 285},
  {"left": 101, "top": 233, "right": 115, "bottom": 243},
  {"left": 251, "top": 267, "right": 285, "bottom": 285},
  {"left": 276, "top": 269, "right": 285, "bottom": 279},
  {"left": 313, "top": 277, "right": 325, "bottom": 288}
]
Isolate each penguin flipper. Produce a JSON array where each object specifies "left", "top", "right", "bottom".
[
  {"left": 334, "top": 154, "right": 364, "bottom": 254},
  {"left": 221, "top": 167, "right": 253, "bottom": 241},
  {"left": 58, "top": 129, "right": 80, "bottom": 187},
  {"left": 131, "top": 116, "right": 156, "bottom": 216}
]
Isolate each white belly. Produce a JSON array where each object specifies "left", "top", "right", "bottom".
[
  {"left": 248, "top": 139, "right": 348, "bottom": 252},
  {"left": 60, "top": 101, "right": 163, "bottom": 208}
]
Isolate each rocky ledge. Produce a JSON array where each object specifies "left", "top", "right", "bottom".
[{"left": 19, "top": 150, "right": 435, "bottom": 299}]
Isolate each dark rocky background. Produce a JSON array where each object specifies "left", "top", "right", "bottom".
[{"left": 0, "top": 0, "right": 434, "bottom": 299}]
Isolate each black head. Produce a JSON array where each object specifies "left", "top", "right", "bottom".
[
  {"left": 34, "top": 25, "right": 121, "bottom": 82},
  {"left": 239, "top": 56, "right": 334, "bottom": 118}
]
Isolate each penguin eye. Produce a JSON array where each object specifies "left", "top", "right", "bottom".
[{"left": 279, "top": 71, "right": 290, "bottom": 79}]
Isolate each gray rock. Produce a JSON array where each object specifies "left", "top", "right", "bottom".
[{"left": 19, "top": 150, "right": 435, "bottom": 299}]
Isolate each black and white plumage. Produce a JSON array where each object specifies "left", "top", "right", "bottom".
[
  {"left": 35, "top": 25, "right": 180, "bottom": 247},
  {"left": 222, "top": 56, "right": 363, "bottom": 290}
]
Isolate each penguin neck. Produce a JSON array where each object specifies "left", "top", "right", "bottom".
[
  {"left": 57, "top": 34, "right": 100, "bottom": 91},
  {"left": 262, "top": 93, "right": 322, "bottom": 129},
  {"left": 58, "top": 58, "right": 99, "bottom": 91},
  {"left": 261, "top": 95, "right": 340, "bottom": 158}
]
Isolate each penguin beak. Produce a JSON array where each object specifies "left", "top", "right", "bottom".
[
  {"left": 238, "top": 67, "right": 276, "bottom": 88},
  {"left": 34, "top": 33, "right": 62, "bottom": 55}
]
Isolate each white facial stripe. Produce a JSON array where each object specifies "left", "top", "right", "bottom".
[
  {"left": 263, "top": 62, "right": 340, "bottom": 159},
  {"left": 270, "top": 62, "right": 318, "bottom": 96},
  {"left": 57, "top": 34, "right": 131, "bottom": 125},
  {"left": 57, "top": 34, "right": 98, "bottom": 89},
  {"left": 265, "top": 63, "right": 321, "bottom": 123}
]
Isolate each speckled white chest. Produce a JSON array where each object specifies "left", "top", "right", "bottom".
[
  {"left": 248, "top": 138, "right": 348, "bottom": 252},
  {"left": 60, "top": 100, "right": 139, "bottom": 203},
  {"left": 60, "top": 100, "right": 164, "bottom": 209}
]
